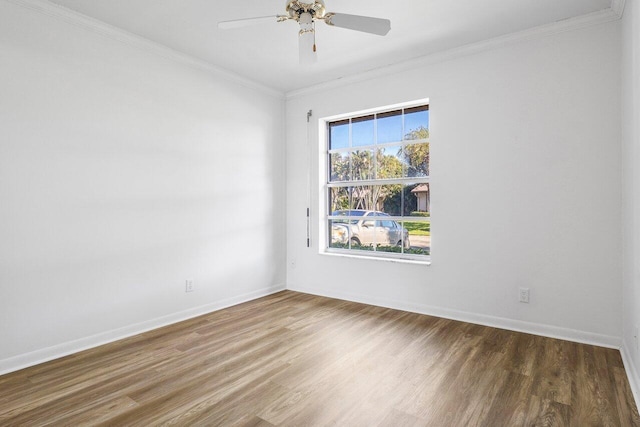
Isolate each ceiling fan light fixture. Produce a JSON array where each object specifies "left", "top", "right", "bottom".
[{"left": 219, "top": 0, "right": 389, "bottom": 64}]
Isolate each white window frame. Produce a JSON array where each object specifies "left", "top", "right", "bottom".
[{"left": 319, "top": 99, "right": 431, "bottom": 263}]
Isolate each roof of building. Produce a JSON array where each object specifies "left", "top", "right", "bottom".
[{"left": 411, "top": 184, "right": 429, "bottom": 193}]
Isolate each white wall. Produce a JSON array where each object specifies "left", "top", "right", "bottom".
[
  {"left": 0, "top": 0, "right": 285, "bottom": 373},
  {"left": 622, "top": 0, "right": 640, "bottom": 404},
  {"left": 286, "top": 22, "right": 622, "bottom": 346}
]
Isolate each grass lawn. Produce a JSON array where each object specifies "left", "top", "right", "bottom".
[{"left": 404, "top": 220, "right": 430, "bottom": 236}]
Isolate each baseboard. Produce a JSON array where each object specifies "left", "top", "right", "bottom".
[
  {"left": 0, "top": 284, "right": 286, "bottom": 376},
  {"left": 621, "top": 342, "right": 640, "bottom": 409},
  {"left": 287, "top": 284, "right": 622, "bottom": 349}
]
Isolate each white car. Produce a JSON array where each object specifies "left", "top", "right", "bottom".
[{"left": 331, "top": 210, "right": 410, "bottom": 249}]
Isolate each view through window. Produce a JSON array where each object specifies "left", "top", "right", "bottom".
[{"left": 326, "top": 104, "right": 430, "bottom": 260}]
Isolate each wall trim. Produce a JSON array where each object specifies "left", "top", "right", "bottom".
[
  {"left": 621, "top": 342, "right": 640, "bottom": 409},
  {"left": 4, "top": 0, "right": 284, "bottom": 99},
  {"left": 0, "top": 284, "right": 286, "bottom": 376},
  {"left": 4, "top": 0, "right": 622, "bottom": 100},
  {"left": 286, "top": 6, "right": 623, "bottom": 99},
  {"left": 287, "top": 284, "right": 622, "bottom": 349}
]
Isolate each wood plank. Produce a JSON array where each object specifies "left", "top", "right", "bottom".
[
  {"left": 0, "top": 290, "right": 637, "bottom": 426},
  {"left": 231, "top": 415, "right": 275, "bottom": 427},
  {"left": 524, "top": 396, "right": 571, "bottom": 426},
  {"left": 48, "top": 396, "right": 139, "bottom": 427},
  {"left": 377, "top": 409, "right": 426, "bottom": 427},
  {"left": 613, "top": 367, "right": 640, "bottom": 426},
  {"left": 482, "top": 371, "right": 534, "bottom": 425},
  {"left": 530, "top": 337, "right": 573, "bottom": 405}
]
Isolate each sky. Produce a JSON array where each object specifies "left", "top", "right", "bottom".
[{"left": 330, "top": 109, "right": 429, "bottom": 150}]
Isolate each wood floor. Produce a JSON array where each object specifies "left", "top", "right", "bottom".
[{"left": 0, "top": 291, "right": 638, "bottom": 426}]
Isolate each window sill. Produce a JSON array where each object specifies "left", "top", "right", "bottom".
[{"left": 321, "top": 249, "right": 431, "bottom": 266}]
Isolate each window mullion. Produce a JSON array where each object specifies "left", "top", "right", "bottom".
[{"left": 328, "top": 177, "right": 430, "bottom": 187}]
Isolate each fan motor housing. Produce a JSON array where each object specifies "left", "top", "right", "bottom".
[{"left": 286, "top": 0, "right": 326, "bottom": 20}]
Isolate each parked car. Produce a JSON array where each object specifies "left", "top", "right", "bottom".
[{"left": 331, "top": 210, "right": 410, "bottom": 249}]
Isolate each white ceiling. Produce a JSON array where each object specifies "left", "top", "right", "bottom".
[{"left": 47, "top": 0, "right": 614, "bottom": 93}]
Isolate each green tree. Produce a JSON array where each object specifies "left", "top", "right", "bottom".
[
  {"left": 402, "top": 126, "right": 429, "bottom": 177},
  {"left": 329, "top": 149, "right": 403, "bottom": 212},
  {"left": 400, "top": 126, "right": 430, "bottom": 213}
]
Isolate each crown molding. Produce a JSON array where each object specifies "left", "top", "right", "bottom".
[
  {"left": 286, "top": 6, "right": 623, "bottom": 100},
  {"left": 5, "top": 0, "right": 623, "bottom": 102},
  {"left": 611, "top": 0, "right": 627, "bottom": 18},
  {"left": 5, "top": 0, "right": 285, "bottom": 99}
]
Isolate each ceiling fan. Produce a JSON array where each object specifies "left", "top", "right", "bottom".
[{"left": 218, "top": 0, "right": 391, "bottom": 65}]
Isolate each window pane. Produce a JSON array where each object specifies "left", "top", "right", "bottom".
[
  {"left": 329, "top": 119, "right": 349, "bottom": 150},
  {"left": 329, "top": 220, "right": 349, "bottom": 249},
  {"left": 377, "top": 184, "right": 402, "bottom": 216},
  {"left": 402, "top": 220, "right": 431, "bottom": 256},
  {"left": 351, "top": 150, "right": 374, "bottom": 181},
  {"left": 406, "top": 183, "right": 430, "bottom": 215},
  {"left": 329, "top": 220, "right": 372, "bottom": 252},
  {"left": 329, "top": 187, "right": 350, "bottom": 214},
  {"left": 349, "top": 185, "right": 375, "bottom": 211},
  {"left": 377, "top": 110, "right": 403, "bottom": 144},
  {"left": 330, "top": 152, "right": 350, "bottom": 182},
  {"left": 404, "top": 106, "right": 429, "bottom": 139},
  {"left": 375, "top": 146, "right": 403, "bottom": 180},
  {"left": 352, "top": 115, "right": 374, "bottom": 147},
  {"left": 372, "top": 216, "right": 408, "bottom": 254},
  {"left": 348, "top": 185, "right": 400, "bottom": 215},
  {"left": 403, "top": 143, "right": 430, "bottom": 177}
]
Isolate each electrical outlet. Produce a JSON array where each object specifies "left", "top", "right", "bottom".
[
  {"left": 519, "top": 287, "right": 530, "bottom": 303},
  {"left": 185, "top": 279, "right": 194, "bottom": 293}
]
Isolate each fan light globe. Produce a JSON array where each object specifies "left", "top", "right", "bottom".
[{"left": 299, "top": 12, "right": 312, "bottom": 25}]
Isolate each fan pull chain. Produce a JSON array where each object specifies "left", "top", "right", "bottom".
[{"left": 313, "top": 21, "right": 317, "bottom": 52}]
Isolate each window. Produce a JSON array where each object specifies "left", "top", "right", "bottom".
[{"left": 325, "top": 103, "right": 430, "bottom": 261}]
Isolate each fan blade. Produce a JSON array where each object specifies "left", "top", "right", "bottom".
[
  {"left": 299, "top": 29, "right": 318, "bottom": 65},
  {"left": 324, "top": 13, "right": 391, "bottom": 36},
  {"left": 218, "top": 15, "right": 282, "bottom": 30}
]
